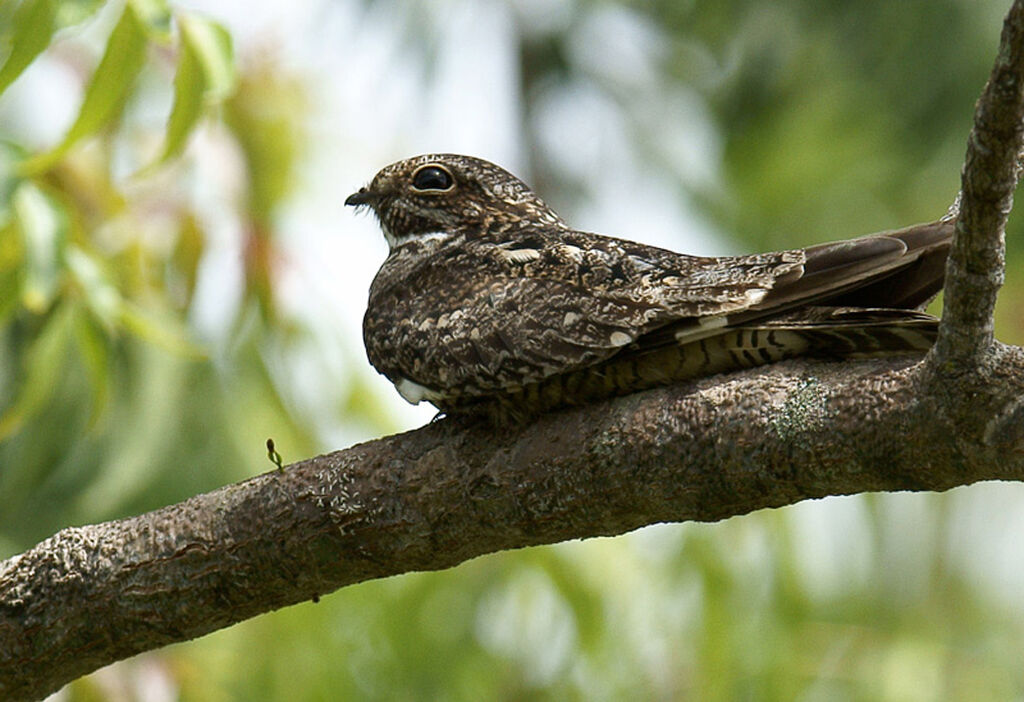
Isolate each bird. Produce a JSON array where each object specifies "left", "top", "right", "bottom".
[{"left": 346, "top": 154, "right": 953, "bottom": 424}]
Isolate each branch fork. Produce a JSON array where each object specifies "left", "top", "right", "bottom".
[{"left": 5, "top": 2, "right": 1024, "bottom": 699}]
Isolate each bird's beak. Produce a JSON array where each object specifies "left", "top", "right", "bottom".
[{"left": 345, "top": 188, "right": 377, "bottom": 207}]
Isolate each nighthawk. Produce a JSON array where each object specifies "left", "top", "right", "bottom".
[{"left": 346, "top": 154, "right": 952, "bottom": 423}]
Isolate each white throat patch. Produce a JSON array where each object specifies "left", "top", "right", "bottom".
[{"left": 386, "top": 230, "right": 453, "bottom": 251}]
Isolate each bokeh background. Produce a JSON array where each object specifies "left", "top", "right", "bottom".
[{"left": 3, "top": 0, "right": 1024, "bottom": 699}]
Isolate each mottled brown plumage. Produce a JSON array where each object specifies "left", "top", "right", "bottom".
[{"left": 346, "top": 154, "right": 953, "bottom": 423}]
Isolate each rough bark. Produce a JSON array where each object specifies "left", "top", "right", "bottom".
[
  {"left": 930, "top": 0, "right": 1024, "bottom": 370},
  {"left": 4, "top": 2, "right": 1024, "bottom": 700}
]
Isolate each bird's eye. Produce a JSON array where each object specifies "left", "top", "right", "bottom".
[{"left": 411, "top": 165, "right": 454, "bottom": 192}]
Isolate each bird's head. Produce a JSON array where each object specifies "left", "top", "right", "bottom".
[{"left": 345, "top": 154, "right": 566, "bottom": 250}]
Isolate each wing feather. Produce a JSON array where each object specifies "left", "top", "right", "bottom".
[{"left": 364, "top": 220, "right": 953, "bottom": 404}]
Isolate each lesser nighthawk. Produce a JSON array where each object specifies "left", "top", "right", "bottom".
[{"left": 347, "top": 154, "right": 952, "bottom": 423}]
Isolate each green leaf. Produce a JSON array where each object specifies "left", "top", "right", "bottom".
[
  {"left": 0, "top": 0, "right": 106, "bottom": 89},
  {"left": 0, "top": 0, "right": 57, "bottom": 98},
  {"left": 127, "top": 0, "right": 172, "bottom": 42},
  {"left": 65, "top": 245, "right": 121, "bottom": 329},
  {"left": 0, "top": 141, "right": 24, "bottom": 230},
  {"left": 21, "top": 1, "right": 149, "bottom": 172},
  {"left": 0, "top": 144, "right": 21, "bottom": 324},
  {"left": 0, "top": 268, "right": 21, "bottom": 326},
  {"left": 119, "top": 301, "right": 206, "bottom": 359},
  {"left": 12, "top": 182, "right": 67, "bottom": 313},
  {"left": 66, "top": 244, "right": 205, "bottom": 358},
  {"left": 172, "top": 212, "right": 203, "bottom": 305},
  {"left": 149, "top": 12, "right": 235, "bottom": 167},
  {"left": 74, "top": 307, "right": 111, "bottom": 429},
  {"left": 54, "top": 0, "right": 106, "bottom": 28},
  {"left": 0, "top": 301, "right": 75, "bottom": 441},
  {"left": 178, "top": 13, "right": 235, "bottom": 100},
  {"left": 224, "top": 66, "right": 308, "bottom": 219}
]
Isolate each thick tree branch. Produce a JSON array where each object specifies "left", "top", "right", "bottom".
[
  {"left": 4, "top": 1, "right": 1024, "bottom": 700},
  {"left": 4, "top": 351, "right": 1024, "bottom": 701}
]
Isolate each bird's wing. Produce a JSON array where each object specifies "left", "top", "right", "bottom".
[
  {"left": 365, "top": 221, "right": 952, "bottom": 403},
  {"left": 371, "top": 236, "right": 810, "bottom": 397},
  {"left": 620, "top": 220, "right": 953, "bottom": 348},
  {"left": 471, "top": 220, "right": 952, "bottom": 385},
  {"left": 379, "top": 274, "right": 670, "bottom": 397}
]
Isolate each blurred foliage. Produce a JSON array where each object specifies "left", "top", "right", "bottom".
[
  {"left": 0, "top": 0, "right": 315, "bottom": 549},
  {"left": 4, "top": 1, "right": 1024, "bottom": 701}
]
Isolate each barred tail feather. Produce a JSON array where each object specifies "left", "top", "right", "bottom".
[{"left": 475, "top": 307, "right": 938, "bottom": 423}]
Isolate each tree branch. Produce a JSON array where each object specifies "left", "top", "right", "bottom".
[
  {"left": 931, "top": 1, "right": 1024, "bottom": 368},
  {"left": 4, "top": 1, "right": 1024, "bottom": 700},
  {"left": 5, "top": 350, "right": 1024, "bottom": 700}
]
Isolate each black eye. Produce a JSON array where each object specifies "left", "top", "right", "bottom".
[{"left": 411, "top": 165, "right": 454, "bottom": 192}]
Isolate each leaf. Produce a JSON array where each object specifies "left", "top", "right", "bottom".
[
  {"left": 0, "top": 0, "right": 106, "bottom": 95},
  {"left": 65, "top": 245, "right": 121, "bottom": 329},
  {"left": 20, "top": 1, "right": 149, "bottom": 172},
  {"left": 172, "top": 212, "right": 203, "bottom": 305},
  {"left": 119, "top": 301, "right": 206, "bottom": 359},
  {"left": 147, "top": 11, "right": 235, "bottom": 167},
  {"left": 224, "top": 64, "right": 308, "bottom": 219},
  {"left": 0, "top": 301, "right": 75, "bottom": 441},
  {"left": 0, "top": 268, "right": 21, "bottom": 326},
  {"left": 74, "top": 307, "right": 111, "bottom": 429},
  {"left": 177, "top": 13, "right": 235, "bottom": 100},
  {"left": 124, "top": 0, "right": 171, "bottom": 41},
  {"left": 0, "top": 144, "right": 22, "bottom": 324},
  {"left": 12, "top": 182, "right": 67, "bottom": 313},
  {"left": 67, "top": 242, "right": 205, "bottom": 357},
  {"left": 0, "top": 141, "right": 24, "bottom": 230},
  {"left": 0, "top": 0, "right": 57, "bottom": 98},
  {"left": 53, "top": 0, "right": 106, "bottom": 28}
]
